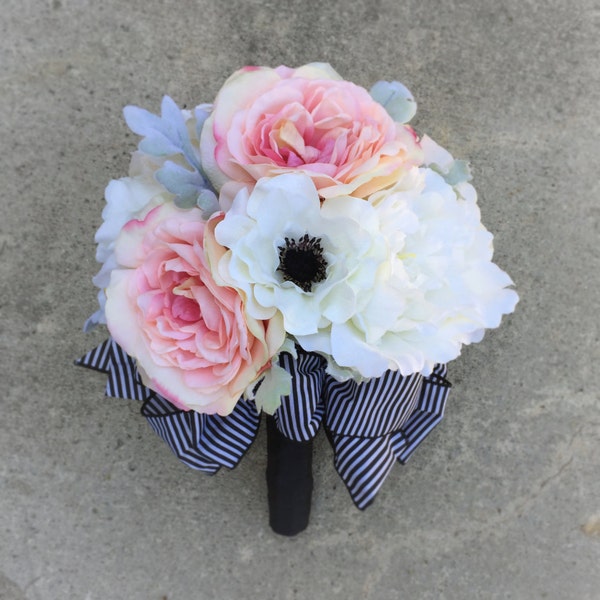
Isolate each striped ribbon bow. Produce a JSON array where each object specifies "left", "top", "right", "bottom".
[{"left": 77, "top": 339, "right": 450, "bottom": 510}]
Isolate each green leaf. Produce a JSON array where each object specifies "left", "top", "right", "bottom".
[{"left": 252, "top": 364, "right": 292, "bottom": 414}]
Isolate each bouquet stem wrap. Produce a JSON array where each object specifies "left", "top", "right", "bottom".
[
  {"left": 76, "top": 339, "right": 451, "bottom": 515},
  {"left": 266, "top": 415, "right": 313, "bottom": 536}
]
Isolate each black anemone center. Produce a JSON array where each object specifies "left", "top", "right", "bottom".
[{"left": 277, "top": 234, "right": 328, "bottom": 292}]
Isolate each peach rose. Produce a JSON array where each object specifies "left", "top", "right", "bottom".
[
  {"left": 200, "top": 63, "right": 422, "bottom": 205},
  {"left": 105, "top": 203, "right": 284, "bottom": 415}
]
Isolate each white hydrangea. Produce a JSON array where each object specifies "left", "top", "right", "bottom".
[{"left": 84, "top": 176, "right": 169, "bottom": 331}]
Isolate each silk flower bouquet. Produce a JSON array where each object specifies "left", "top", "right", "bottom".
[{"left": 78, "top": 63, "right": 518, "bottom": 534}]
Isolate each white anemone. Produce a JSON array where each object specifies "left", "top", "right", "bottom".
[{"left": 213, "top": 173, "right": 391, "bottom": 338}]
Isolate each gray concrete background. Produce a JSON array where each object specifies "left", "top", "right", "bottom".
[{"left": 1, "top": 1, "right": 598, "bottom": 598}]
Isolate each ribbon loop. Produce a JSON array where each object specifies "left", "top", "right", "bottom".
[
  {"left": 77, "top": 340, "right": 451, "bottom": 508},
  {"left": 273, "top": 350, "right": 327, "bottom": 442},
  {"left": 323, "top": 369, "right": 424, "bottom": 438},
  {"left": 77, "top": 339, "right": 260, "bottom": 473},
  {"left": 325, "top": 364, "right": 451, "bottom": 509}
]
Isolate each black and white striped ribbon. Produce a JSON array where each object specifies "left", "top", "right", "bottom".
[
  {"left": 76, "top": 338, "right": 153, "bottom": 402},
  {"left": 143, "top": 400, "right": 260, "bottom": 473},
  {"left": 327, "top": 364, "right": 449, "bottom": 509},
  {"left": 77, "top": 339, "right": 450, "bottom": 509},
  {"left": 273, "top": 351, "right": 327, "bottom": 441},
  {"left": 76, "top": 339, "right": 260, "bottom": 473}
]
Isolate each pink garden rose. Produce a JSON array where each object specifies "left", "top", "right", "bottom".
[
  {"left": 105, "top": 203, "right": 284, "bottom": 415},
  {"left": 200, "top": 63, "right": 422, "bottom": 205}
]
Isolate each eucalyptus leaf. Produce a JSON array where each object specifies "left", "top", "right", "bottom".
[
  {"left": 195, "top": 104, "right": 212, "bottom": 142},
  {"left": 123, "top": 96, "right": 201, "bottom": 171},
  {"left": 196, "top": 189, "right": 220, "bottom": 216},
  {"left": 429, "top": 159, "right": 473, "bottom": 187},
  {"left": 252, "top": 364, "right": 292, "bottom": 414},
  {"left": 370, "top": 80, "right": 417, "bottom": 123},
  {"left": 155, "top": 161, "right": 207, "bottom": 209},
  {"left": 444, "top": 160, "right": 472, "bottom": 185}
]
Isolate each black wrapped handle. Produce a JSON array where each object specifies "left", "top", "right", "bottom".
[{"left": 266, "top": 415, "right": 313, "bottom": 536}]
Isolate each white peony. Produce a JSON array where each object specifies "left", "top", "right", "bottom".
[{"left": 301, "top": 168, "right": 518, "bottom": 378}]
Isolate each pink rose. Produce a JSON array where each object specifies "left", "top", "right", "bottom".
[
  {"left": 105, "top": 203, "right": 284, "bottom": 415},
  {"left": 200, "top": 63, "right": 422, "bottom": 205}
]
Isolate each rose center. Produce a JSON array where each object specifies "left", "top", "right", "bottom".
[{"left": 277, "top": 234, "right": 327, "bottom": 292}]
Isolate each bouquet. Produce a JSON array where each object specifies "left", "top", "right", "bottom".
[{"left": 78, "top": 63, "right": 518, "bottom": 534}]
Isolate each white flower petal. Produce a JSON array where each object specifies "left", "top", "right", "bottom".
[{"left": 212, "top": 167, "right": 517, "bottom": 379}]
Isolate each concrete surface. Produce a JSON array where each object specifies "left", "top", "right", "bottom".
[{"left": 1, "top": 1, "right": 599, "bottom": 599}]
